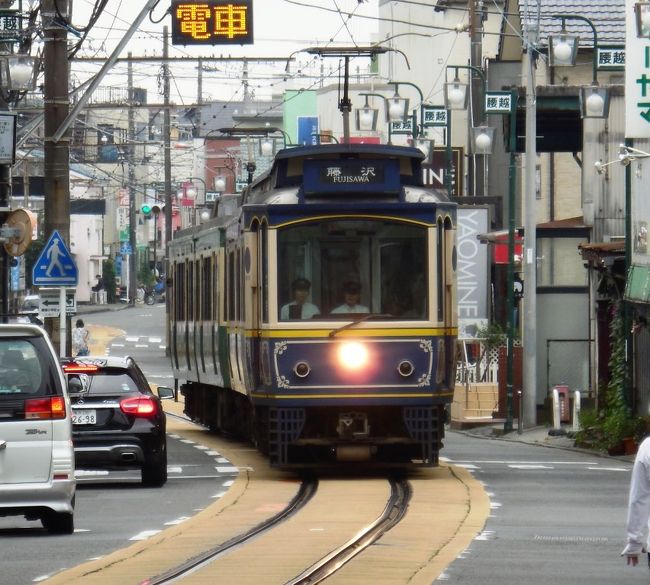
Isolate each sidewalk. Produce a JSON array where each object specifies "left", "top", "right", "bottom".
[
  {"left": 457, "top": 421, "right": 637, "bottom": 463},
  {"left": 76, "top": 301, "right": 133, "bottom": 315}
]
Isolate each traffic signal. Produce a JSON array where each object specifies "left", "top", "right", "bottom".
[
  {"left": 151, "top": 204, "right": 163, "bottom": 215},
  {"left": 141, "top": 203, "right": 152, "bottom": 216}
]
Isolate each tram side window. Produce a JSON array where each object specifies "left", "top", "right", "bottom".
[
  {"left": 202, "top": 257, "right": 211, "bottom": 320},
  {"left": 261, "top": 225, "right": 269, "bottom": 323},
  {"left": 379, "top": 238, "right": 427, "bottom": 319},
  {"left": 227, "top": 250, "right": 235, "bottom": 321},
  {"left": 176, "top": 263, "right": 186, "bottom": 322}
]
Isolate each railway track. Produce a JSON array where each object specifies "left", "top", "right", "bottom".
[{"left": 143, "top": 475, "right": 411, "bottom": 585}]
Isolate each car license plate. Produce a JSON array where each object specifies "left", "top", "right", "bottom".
[{"left": 72, "top": 409, "right": 96, "bottom": 425}]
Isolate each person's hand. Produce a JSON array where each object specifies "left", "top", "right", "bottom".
[{"left": 621, "top": 542, "right": 644, "bottom": 565}]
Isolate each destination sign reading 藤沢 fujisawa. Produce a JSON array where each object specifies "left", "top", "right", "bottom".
[
  {"left": 320, "top": 165, "right": 384, "bottom": 184},
  {"left": 303, "top": 158, "right": 401, "bottom": 195}
]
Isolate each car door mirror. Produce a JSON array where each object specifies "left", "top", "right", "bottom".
[{"left": 156, "top": 386, "right": 174, "bottom": 400}]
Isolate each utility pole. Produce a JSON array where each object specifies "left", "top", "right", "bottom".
[
  {"left": 469, "top": 0, "right": 485, "bottom": 196},
  {"left": 163, "top": 27, "right": 172, "bottom": 252},
  {"left": 522, "top": 1, "right": 538, "bottom": 429},
  {"left": 163, "top": 26, "right": 172, "bottom": 357},
  {"left": 128, "top": 53, "right": 137, "bottom": 306},
  {"left": 42, "top": 0, "right": 70, "bottom": 350}
]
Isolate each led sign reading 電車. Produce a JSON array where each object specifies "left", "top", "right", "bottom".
[{"left": 171, "top": 0, "right": 254, "bottom": 46}]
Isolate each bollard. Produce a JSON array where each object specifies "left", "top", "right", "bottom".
[
  {"left": 551, "top": 388, "right": 561, "bottom": 430},
  {"left": 572, "top": 390, "right": 581, "bottom": 432}
]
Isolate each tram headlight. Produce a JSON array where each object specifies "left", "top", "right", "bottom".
[{"left": 337, "top": 341, "right": 370, "bottom": 371}]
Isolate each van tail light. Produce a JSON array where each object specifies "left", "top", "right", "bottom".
[
  {"left": 25, "top": 397, "right": 66, "bottom": 420},
  {"left": 120, "top": 396, "right": 158, "bottom": 418}
]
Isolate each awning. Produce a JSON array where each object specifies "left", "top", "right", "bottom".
[{"left": 476, "top": 229, "right": 524, "bottom": 265}]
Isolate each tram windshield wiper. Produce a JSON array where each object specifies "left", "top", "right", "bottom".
[{"left": 328, "top": 314, "right": 392, "bottom": 338}]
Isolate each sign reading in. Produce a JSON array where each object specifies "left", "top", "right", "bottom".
[{"left": 171, "top": 0, "right": 254, "bottom": 45}]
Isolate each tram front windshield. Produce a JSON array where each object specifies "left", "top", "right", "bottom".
[{"left": 277, "top": 219, "right": 428, "bottom": 321}]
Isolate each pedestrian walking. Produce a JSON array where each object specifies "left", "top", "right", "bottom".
[
  {"left": 72, "top": 319, "right": 90, "bottom": 357},
  {"left": 622, "top": 436, "right": 650, "bottom": 567}
]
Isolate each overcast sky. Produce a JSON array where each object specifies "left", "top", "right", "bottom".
[{"left": 67, "top": 0, "right": 380, "bottom": 104}]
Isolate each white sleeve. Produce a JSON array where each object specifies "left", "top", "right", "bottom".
[{"left": 626, "top": 442, "right": 650, "bottom": 551}]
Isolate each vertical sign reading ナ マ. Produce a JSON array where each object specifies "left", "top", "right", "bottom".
[
  {"left": 456, "top": 207, "right": 489, "bottom": 340},
  {"left": 171, "top": 0, "right": 254, "bottom": 45},
  {"left": 626, "top": 0, "right": 650, "bottom": 137}
]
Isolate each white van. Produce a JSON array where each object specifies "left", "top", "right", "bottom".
[{"left": 0, "top": 324, "right": 76, "bottom": 534}]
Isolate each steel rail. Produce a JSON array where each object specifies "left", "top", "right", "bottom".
[
  {"left": 284, "top": 477, "right": 412, "bottom": 585},
  {"left": 143, "top": 477, "right": 318, "bottom": 585}
]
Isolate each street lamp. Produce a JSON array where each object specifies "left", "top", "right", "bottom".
[
  {"left": 445, "top": 65, "right": 494, "bottom": 195},
  {"left": 634, "top": 2, "right": 650, "bottom": 37},
  {"left": 1, "top": 54, "right": 39, "bottom": 91},
  {"left": 356, "top": 96, "right": 379, "bottom": 131},
  {"left": 549, "top": 15, "right": 610, "bottom": 118},
  {"left": 356, "top": 92, "right": 395, "bottom": 144},
  {"left": 389, "top": 81, "right": 426, "bottom": 139}
]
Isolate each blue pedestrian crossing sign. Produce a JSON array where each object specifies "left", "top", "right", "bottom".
[{"left": 33, "top": 230, "right": 78, "bottom": 286}]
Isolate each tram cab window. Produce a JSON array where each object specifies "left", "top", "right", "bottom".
[{"left": 277, "top": 219, "right": 428, "bottom": 320}]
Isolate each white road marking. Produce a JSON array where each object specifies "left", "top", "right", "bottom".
[
  {"left": 135, "top": 344, "right": 148, "bottom": 348},
  {"left": 212, "top": 491, "right": 227, "bottom": 498},
  {"left": 508, "top": 464, "right": 553, "bottom": 469},
  {"left": 588, "top": 466, "right": 629, "bottom": 471},
  {"left": 475, "top": 530, "right": 496, "bottom": 541},
  {"left": 164, "top": 516, "right": 190, "bottom": 526},
  {"left": 222, "top": 479, "right": 235, "bottom": 487},
  {"left": 194, "top": 445, "right": 209, "bottom": 450},
  {"left": 168, "top": 466, "right": 183, "bottom": 473},
  {"left": 216, "top": 457, "right": 230, "bottom": 463},
  {"left": 216, "top": 466, "right": 238, "bottom": 473},
  {"left": 454, "top": 463, "right": 480, "bottom": 470},
  {"left": 129, "top": 529, "right": 161, "bottom": 541},
  {"left": 180, "top": 439, "right": 195, "bottom": 444},
  {"left": 206, "top": 450, "right": 220, "bottom": 456},
  {"left": 111, "top": 343, "right": 125, "bottom": 347},
  {"left": 125, "top": 336, "right": 139, "bottom": 342},
  {"left": 149, "top": 337, "right": 162, "bottom": 343}
]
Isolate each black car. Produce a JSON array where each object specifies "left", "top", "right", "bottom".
[{"left": 61, "top": 356, "right": 174, "bottom": 487}]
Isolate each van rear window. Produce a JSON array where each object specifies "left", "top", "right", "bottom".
[{"left": 0, "top": 340, "right": 44, "bottom": 396}]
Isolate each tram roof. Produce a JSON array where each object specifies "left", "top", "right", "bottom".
[{"left": 274, "top": 143, "right": 426, "bottom": 161}]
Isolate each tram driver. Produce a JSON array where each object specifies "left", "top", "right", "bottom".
[
  {"left": 280, "top": 278, "right": 320, "bottom": 320},
  {"left": 331, "top": 281, "right": 369, "bottom": 314}
]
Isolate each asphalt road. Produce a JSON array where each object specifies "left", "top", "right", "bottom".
[
  {"left": 441, "top": 431, "right": 639, "bottom": 584},
  {"left": 2, "top": 304, "right": 643, "bottom": 584},
  {"left": 0, "top": 304, "right": 236, "bottom": 585}
]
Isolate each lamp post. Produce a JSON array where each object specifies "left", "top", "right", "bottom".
[
  {"left": 505, "top": 88, "right": 519, "bottom": 433},
  {"left": 549, "top": 15, "right": 610, "bottom": 118},
  {"left": 0, "top": 54, "right": 37, "bottom": 319},
  {"left": 444, "top": 65, "right": 492, "bottom": 196}
]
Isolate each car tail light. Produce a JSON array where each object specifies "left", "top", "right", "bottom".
[
  {"left": 63, "top": 363, "right": 100, "bottom": 373},
  {"left": 25, "top": 397, "right": 66, "bottom": 420},
  {"left": 120, "top": 396, "right": 158, "bottom": 417}
]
